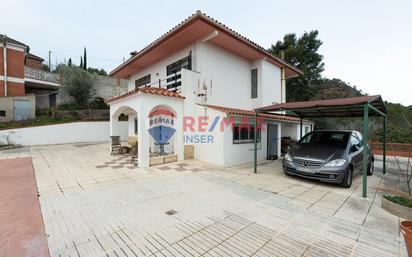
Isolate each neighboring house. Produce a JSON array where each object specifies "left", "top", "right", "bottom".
[
  {"left": 0, "top": 34, "right": 128, "bottom": 122},
  {"left": 107, "top": 11, "right": 313, "bottom": 168},
  {"left": 0, "top": 34, "right": 60, "bottom": 122}
]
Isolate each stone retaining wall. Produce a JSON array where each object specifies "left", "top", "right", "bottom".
[{"left": 57, "top": 75, "right": 128, "bottom": 105}]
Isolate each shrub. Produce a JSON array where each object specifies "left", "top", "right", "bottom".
[
  {"left": 59, "top": 65, "right": 95, "bottom": 108},
  {"left": 384, "top": 194, "right": 412, "bottom": 208},
  {"left": 89, "top": 97, "right": 109, "bottom": 109}
]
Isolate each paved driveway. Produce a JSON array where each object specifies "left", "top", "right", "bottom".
[{"left": 0, "top": 143, "right": 408, "bottom": 256}]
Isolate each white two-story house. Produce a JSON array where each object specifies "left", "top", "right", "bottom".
[{"left": 107, "top": 11, "right": 313, "bottom": 168}]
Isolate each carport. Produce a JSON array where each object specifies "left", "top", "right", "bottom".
[{"left": 253, "top": 95, "right": 387, "bottom": 197}]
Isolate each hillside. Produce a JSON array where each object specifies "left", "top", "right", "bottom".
[{"left": 308, "top": 78, "right": 412, "bottom": 143}]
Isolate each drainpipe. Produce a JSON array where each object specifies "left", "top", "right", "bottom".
[
  {"left": 2, "top": 35, "right": 7, "bottom": 96},
  {"left": 280, "top": 51, "right": 285, "bottom": 103}
]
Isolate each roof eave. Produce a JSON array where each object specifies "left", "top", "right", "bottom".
[{"left": 110, "top": 11, "right": 302, "bottom": 78}]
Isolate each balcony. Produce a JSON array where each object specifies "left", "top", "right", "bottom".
[
  {"left": 24, "top": 66, "right": 60, "bottom": 86},
  {"left": 138, "top": 71, "right": 183, "bottom": 92}
]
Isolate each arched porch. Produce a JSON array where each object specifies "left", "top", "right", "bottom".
[{"left": 108, "top": 91, "right": 184, "bottom": 168}]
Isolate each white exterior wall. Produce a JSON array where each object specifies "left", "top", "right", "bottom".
[
  {"left": 261, "top": 60, "right": 282, "bottom": 106},
  {"left": 191, "top": 106, "right": 225, "bottom": 166},
  {"left": 128, "top": 113, "right": 137, "bottom": 136},
  {"left": 109, "top": 93, "right": 184, "bottom": 168},
  {"left": 196, "top": 42, "right": 283, "bottom": 110},
  {"left": 126, "top": 40, "right": 283, "bottom": 113},
  {"left": 118, "top": 39, "right": 311, "bottom": 167},
  {"left": 0, "top": 121, "right": 127, "bottom": 146},
  {"left": 197, "top": 42, "right": 254, "bottom": 109},
  {"left": 281, "top": 123, "right": 313, "bottom": 141},
  {"left": 222, "top": 120, "right": 266, "bottom": 167},
  {"left": 128, "top": 45, "right": 195, "bottom": 91}
]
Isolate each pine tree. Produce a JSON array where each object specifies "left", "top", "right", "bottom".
[
  {"left": 80, "top": 56, "right": 83, "bottom": 68},
  {"left": 68, "top": 58, "right": 72, "bottom": 67},
  {"left": 269, "top": 30, "right": 324, "bottom": 102}
]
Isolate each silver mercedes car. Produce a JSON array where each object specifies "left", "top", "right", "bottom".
[{"left": 283, "top": 130, "right": 374, "bottom": 188}]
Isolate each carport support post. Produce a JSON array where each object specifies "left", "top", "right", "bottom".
[
  {"left": 383, "top": 116, "right": 387, "bottom": 174},
  {"left": 253, "top": 111, "right": 258, "bottom": 174},
  {"left": 299, "top": 116, "right": 303, "bottom": 139},
  {"left": 362, "top": 104, "right": 369, "bottom": 198}
]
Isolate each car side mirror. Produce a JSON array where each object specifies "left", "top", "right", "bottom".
[{"left": 350, "top": 145, "right": 359, "bottom": 153}]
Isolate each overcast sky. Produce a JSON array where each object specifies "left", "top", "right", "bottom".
[{"left": 1, "top": 0, "right": 411, "bottom": 105}]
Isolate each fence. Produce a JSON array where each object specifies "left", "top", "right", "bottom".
[{"left": 370, "top": 141, "right": 412, "bottom": 157}]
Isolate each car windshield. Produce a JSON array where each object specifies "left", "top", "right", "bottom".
[{"left": 300, "top": 131, "right": 350, "bottom": 147}]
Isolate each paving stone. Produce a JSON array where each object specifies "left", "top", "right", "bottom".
[{"left": 18, "top": 143, "right": 407, "bottom": 257}]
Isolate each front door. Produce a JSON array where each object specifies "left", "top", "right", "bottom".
[{"left": 267, "top": 124, "right": 278, "bottom": 159}]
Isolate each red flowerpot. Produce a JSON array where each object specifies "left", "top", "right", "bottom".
[{"left": 400, "top": 221, "right": 412, "bottom": 257}]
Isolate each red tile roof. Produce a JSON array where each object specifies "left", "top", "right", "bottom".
[
  {"left": 110, "top": 11, "right": 302, "bottom": 78},
  {"left": 200, "top": 104, "right": 312, "bottom": 123},
  {"left": 106, "top": 87, "right": 185, "bottom": 104}
]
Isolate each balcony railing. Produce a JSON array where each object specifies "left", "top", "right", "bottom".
[
  {"left": 138, "top": 71, "right": 182, "bottom": 92},
  {"left": 24, "top": 66, "right": 60, "bottom": 84}
]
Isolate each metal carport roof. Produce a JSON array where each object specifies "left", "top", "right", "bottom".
[
  {"left": 252, "top": 95, "right": 388, "bottom": 198},
  {"left": 256, "top": 95, "right": 387, "bottom": 118}
]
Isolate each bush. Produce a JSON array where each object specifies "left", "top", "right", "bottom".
[
  {"left": 384, "top": 194, "right": 412, "bottom": 208},
  {"left": 89, "top": 97, "right": 109, "bottom": 109},
  {"left": 57, "top": 102, "right": 84, "bottom": 110},
  {"left": 59, "top": 65, "right": 95, "bottom": 108}
]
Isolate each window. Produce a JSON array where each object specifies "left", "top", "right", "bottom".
[
  {"left": 0, "top": 110, "right": 5, "bottom": 117},
  {"left": 118, "top": 113, "right": 128, "bottom": 121},
  {"left": 166, "top": 54, "right": 192, "bottom": 76},
  {"left": 251, "top": 68, "right": 258, "bottom": 98},
  {"left": 233, "top": 125, "right": 261, "bottom": 144},
  {"left": 135, "top": 74, "right": 151, "bottom": 88},
  {"left": 300, "top": 131, "right": 350, "bottom": 147},
  {"left": 166, "top": 54, "right": 192, "bottom": 92},
  {"left": 134, "top": 118, "right": 138, "bottom": 135}
]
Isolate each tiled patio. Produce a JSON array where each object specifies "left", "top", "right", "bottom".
[{"left": 0, "top": 143, "right": 408, "bottom": 256}]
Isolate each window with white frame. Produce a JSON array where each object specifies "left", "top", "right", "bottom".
[{"left": 233, "top": 125, "right": 261, "bottom": 144}]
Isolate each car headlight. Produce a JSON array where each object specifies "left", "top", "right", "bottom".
[
  {"left": 324, "top": 159, "right": 346, "bottom": 167},
  {"left": 284, "top": 153, "right": 292, "bottom": 162}
]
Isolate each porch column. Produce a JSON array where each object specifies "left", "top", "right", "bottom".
[
  {"left": 137, "top": 111, "right": 150, "bottom": 168},
  {"left": 109, "top": 107, "right": 119, "bottom": 153},
  {"left": 277, "top": 123, "right": 282, "bottom": 157},
  {"left": 362, "top": 104, "right": 369, "bottom": 198}
]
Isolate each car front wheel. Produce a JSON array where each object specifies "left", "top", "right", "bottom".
[
  {"left": 340, "top": 166, "right": 353, "bottom": 188},
  {"left": 367, "top": 160, "right": 374, "bottom": 176}
]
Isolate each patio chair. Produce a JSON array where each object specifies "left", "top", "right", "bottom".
[
  {"left": 110, "top": 136, "right": 121, "bottom": 155},
  {"left": 130, "top": 143, "right": 138, "bottom": 165}
]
